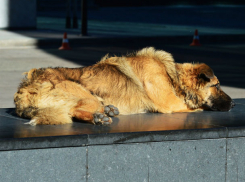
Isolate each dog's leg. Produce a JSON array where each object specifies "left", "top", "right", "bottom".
[{"left": 70, "top": 98, "right": 114, "bottom": 125}]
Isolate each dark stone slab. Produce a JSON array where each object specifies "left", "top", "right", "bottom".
[{"left": 0, "top": 99, "right": 245, "bottom": 151}]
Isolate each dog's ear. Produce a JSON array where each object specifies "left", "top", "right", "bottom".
[{"left": 197, "top": 63, "right": 214, "bottom": 82}]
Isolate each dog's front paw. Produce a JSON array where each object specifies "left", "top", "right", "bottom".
[
  {"left": 104, "top": 105, "right": 119, "bottom": 117},
  {"left": 93, "top": 113, "right": 112, "bottom": 125}
]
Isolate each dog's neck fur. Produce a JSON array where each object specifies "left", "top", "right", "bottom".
[{"left": 171, "top": 63, "right": 204, "bottom": 109}]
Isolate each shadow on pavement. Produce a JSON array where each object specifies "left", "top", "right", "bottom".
[
  {"left": 42, "top": 40, "right": 245, "bottom": 89},
  {"left": 36, "top": 5, "right": 245, "bottom": 89},
  {"left": 6, "top": 6, "right": 245, "bottom": 89}
]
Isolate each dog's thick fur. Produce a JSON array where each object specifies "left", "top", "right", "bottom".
[{"left": 14, "top": 47, "right": 234, "bottom": 125}]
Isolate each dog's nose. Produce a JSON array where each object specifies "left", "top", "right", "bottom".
[{"left": 231, "top": 100, "right": 235, "bottom": 108}]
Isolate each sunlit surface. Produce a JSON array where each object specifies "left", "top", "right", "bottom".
[
  {"left": 0, "top": 99, "right": 244, "bottom": 139},
  {"left": 221, "top": 86, "right": 245, "bottom": 99}
]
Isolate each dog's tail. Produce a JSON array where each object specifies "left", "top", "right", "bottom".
[{"left": 24, "top": 107, "right": 72, "bottom": 125}]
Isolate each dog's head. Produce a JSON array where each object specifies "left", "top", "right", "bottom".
[{"left": 178, "top": 63, "right": 235, "bottom": 111}]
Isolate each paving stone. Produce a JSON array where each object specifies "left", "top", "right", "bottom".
[
  {"left": 0, "top": 147, "right": 87, "bottom": 182},
  {"left": 227, "top": 137, "right": 245, "bottom": 182},
  {"left": 87, "top": 139, "right": 226, "bottom": 182}
]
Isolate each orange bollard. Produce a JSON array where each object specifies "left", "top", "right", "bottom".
[
  {"left": 59, "top": 32, "right": 71, "bottom": 50},
  {"left": 190, "top": 29, "right": 201, "bottom": 46}
]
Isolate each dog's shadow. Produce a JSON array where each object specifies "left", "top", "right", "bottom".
[{"left": 6, "top": 108, "right": 18, "bottom": 117}]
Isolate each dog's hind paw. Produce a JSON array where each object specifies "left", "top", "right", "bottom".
[
  {"left": 93, "top": 113, "right": 112, "bottom": 125},
  {"left": 104, "top": 105, "right": 119, "bottom": 117}
]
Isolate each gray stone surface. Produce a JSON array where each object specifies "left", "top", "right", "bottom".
[
  {"left": 87, "top": 128, "right": 228, "bottom": 145},
  {"left": 88, "top": 139, "right": 226, "bottom": 182},
  {"left": 88, "top": 143, "right": 149, "bottom": 182},
  {"left": 228, "top": 127, "right": 245, "bottom": 138},
  {"left": 0, "top": 147, "right": 87, "bottom": 182},
  {"left": 227, "top": 137, "right": 245, "bottom": 182},
  {"left": 149, "top": 139, "right": 226, "bottom": 182},
  {"left": 0, "top": 135, "right": 88, "bottom": 151}
]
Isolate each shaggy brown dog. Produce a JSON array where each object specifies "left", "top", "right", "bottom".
[{"left": 14, "top": 47, "right": 234, "bottom": 125}]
